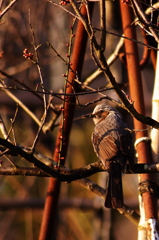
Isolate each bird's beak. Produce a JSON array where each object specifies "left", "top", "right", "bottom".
[{"left": 83, "top": 113, "right": 94, "bottom": 118}]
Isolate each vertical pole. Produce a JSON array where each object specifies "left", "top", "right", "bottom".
[
  {"left": 119, "top": 1, "right": 158, "bottom": 239},
  {"left": 38, "top": 3, "right": 94, "bottom": 240}
]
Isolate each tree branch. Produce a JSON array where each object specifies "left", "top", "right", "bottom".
[
  {"left": 1, "top": 139, "right": 159, "bottom": 180},
  {"left": 0, "top": 0, "right": 19, "bottom": 19}
]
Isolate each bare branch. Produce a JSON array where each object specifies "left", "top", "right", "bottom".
[
  {"left": 0, "top": 0, "right": 19, "bottom": 19},
  {"left": 131, "top": 0, "right": 159, "bottom": 43},
  {"left": 94, "top": 28, "right": 159, "bottom": 51},
  {"left": 1, "top": 139, "right": 159, "bottom": 180},
  {"left": 7, "top": 104, "right": 19, "bottom": 144},
  {"left": 29, "top": 14, "right": 49, "bottom": 151},
  {"left": 0, "top": 164, "right": 140, "bottom": 224},
  {"left": 0, "top": 82, "right": 41, "bottom": 126},
  {"left": 48, "top": 0, "right": 78, "bottom": 19},
  {"left": 0, "top": 116, "right": 10, "bottom": 140},
  {"left": 83, "top": 36, "right": 124, "bottom": 86}
]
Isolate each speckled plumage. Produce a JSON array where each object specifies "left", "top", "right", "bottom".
[{"left": 91, "top": 104, "right": 132, "bottom": 208}]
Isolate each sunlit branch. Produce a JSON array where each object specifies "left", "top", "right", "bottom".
[{"left": 0, "top": 0, "right": 19, "bottom": 19}]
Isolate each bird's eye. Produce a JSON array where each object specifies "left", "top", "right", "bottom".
[
  {"left": 95, "top": 113, "right": 102, "bottom": 119},
  {"left": 95, "top": 110, "right": 104, "bottom": 118}
]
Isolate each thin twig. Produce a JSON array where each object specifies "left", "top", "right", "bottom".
[
  {"left": 7, "top": 104, "right": 19, "bottom": 144},
  {"left": 0, "top": 0, "right": 19, "bottom": 19},
  {"left": 3, "top": 155, "right": 17, "bottom": 168},
  {"left": 29, "top": 12, "right": 48, "bottom": 151},
  {"left": 94, "top": 28, "right": 159, "bottom": 51},
  {"left": 0, "top": 69, "right": 46, "bottom": 102},
  {"left": 131, "top": 0, "right": 159, "bottom": 43},
  {"left": 83, "top": 36, "right": 124, "bottom": 86},
  {"left": 0, "top": 82, "right": 41, "bottom": 126},
  {"left": 0, "top": 84, "right": 114, "bottom": 96},
  {"left": 0, "top": 116, "right": 10, "bottom": 140},
  {"left": 47, "top": 0, "right": 78, "bottom": 19},
  {"left": 141, "top": 0, "right": 159, "bottom": 13}
]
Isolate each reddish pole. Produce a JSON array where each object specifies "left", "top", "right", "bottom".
[
  {"left": 119, "top": 0, "right": 157, "bottom": 222},
  {"left": 38, "top": 3, "right": 94, "bottom": 240}
]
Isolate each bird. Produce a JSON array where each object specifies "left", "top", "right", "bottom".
[{"left": 89, "top": 104, "right": 132, "bottom": 208}]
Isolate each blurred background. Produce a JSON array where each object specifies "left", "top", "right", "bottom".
[{"left": 0, "top": 0, "right": 155, "bottom": 239}]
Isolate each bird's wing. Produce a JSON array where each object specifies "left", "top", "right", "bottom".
[
  {"left": 120, "top": 131, "right": 132, "bottom": 155},
  {"left": 120, "top": 130, "right": 134, "bottom": 166},
  {"left": 92, "top": 131, "right": 118, "bottom": 165}
]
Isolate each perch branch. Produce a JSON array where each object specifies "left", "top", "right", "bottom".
[{"left": 1, "top": 140, "right": 159, "bottom": 180}]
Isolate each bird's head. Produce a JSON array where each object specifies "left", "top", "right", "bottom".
[{"left": 86, "top": 104, "right": 119, "bottom": 125}]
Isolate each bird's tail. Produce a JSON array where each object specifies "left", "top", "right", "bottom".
[{"left": 105, "top": 162, "right": 123, "bottom": 208}]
